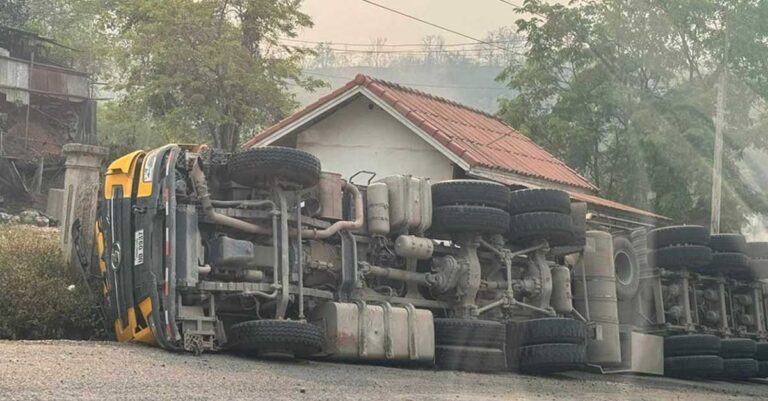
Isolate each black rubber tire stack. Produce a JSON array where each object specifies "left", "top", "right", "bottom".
[
  {"left": 228, "top": 146, "right": 322, "bottom": 189},
  {"left": 509, "top": 318, "right": 587, "bottom": 374},
  {"left": 700, "top": 234, "right": 751, "bottom": 279},
  {"left": 433, "top": 318, "right": 507, "bottom": 373},
  {"left": 506, "top": 189, "right": 574, "bottom": 247},
  {"left": 431, "top": 180, "right": 511, "bottom": 235},
  {"left": 228, "top": 320, "right": 326, "bottom": 358},
  {"left": 647, "top": 226, "right": 712, "bottom": 270},
  {"left": 663, "top": 334, "right": 723, "bottom": 378},
  {"left": 718, "top": 338, "right": 758, "bottom": 379},
  {"left": 755, "top": 342, "right": 768, "bottom": 378},
  {"left": 747, "top": 242, "right": 768, "bottom": 279}
]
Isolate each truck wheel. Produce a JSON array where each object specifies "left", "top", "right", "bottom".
[
  {"left": 517, "top": 318, "right": 586, "bottom": 346},
  {"left": 722, "top": 358, "right": 758, "bottom": 378},
  {"left": 664, "top": 334, "right": 721, "bottom": 357},
  {"left": 710, "top": 234, "right": 747, "bottom": 253},
  {"left": 613, "top": 236, "right": 640, "bottom": 301},
  {"left": 647, "top": 225, "right": 710, "bottom": 250},
  {"left": 746, "top": 242, "right": 768, "bottom": 259},
  {"left": 518, "top": 343, "right": 586, "bottom": 374},
  {"left": 720, "top": 338, "right": 756, "bottom": 359},
  {"left": 432, "top": 205, "right": 510, "bottom": 234},
  {"left": 648, "top": 245, "right": 712, "bottom": 270},
  {"left": 434, "top": 318, "right": 505, "bottom": 348},
  {"left": 758, "top": 361, "right": 768, "bottom": 378},
  {"left": 434, "top": 345, "right": 507, "bottom": 373},
  {"left": 751, "top": 259, "right": 768, "bottom": 279},
  {"left": 755, "top": 343, "right": 768, "bottom": 361},
  {"left": 228, "top": 320, "right": 325, "bottom": 357},
  {"left": 664, "top": 355, "right": 723, "bottom": 377},
  {"left": 711, "top": 252, "right": 751, "bottom": 278},
  {"left": 228, "top": 146, "right": 321, "bottom": 189},
  {"left": 431, "top": 180, "right": 510, "bottom": 209},
  {"left": 507, "top": 212, "right": 573, "bottom": 246},
  {"left": 508, "top": 188, "right": 571, "bottom": 216}
]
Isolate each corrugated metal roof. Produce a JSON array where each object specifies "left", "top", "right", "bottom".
[{"left": 244, "top": 74, "right": 597, "bottom": 191}]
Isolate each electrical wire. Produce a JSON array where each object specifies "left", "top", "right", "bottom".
[
  {"left": 303, "top": 71, "right": 509, "bottom": 90},
  {"left": 279, "top": 37, "right": 525, "bottom": 48},
  {"left": 360, "top": 0, "right": 509, "bottom": 51}
]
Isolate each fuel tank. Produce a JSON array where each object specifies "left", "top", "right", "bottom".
[{"left": 311, "top": 302, "right": 434, "bottom": 364}]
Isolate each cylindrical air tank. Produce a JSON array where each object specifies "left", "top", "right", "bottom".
[{"left": 366, "top": 182, "right": 390, "bottom": 235}]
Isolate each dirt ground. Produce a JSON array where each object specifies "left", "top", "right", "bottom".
[{"left": 1, "top": 340, "right": 767, "bottom": 401}]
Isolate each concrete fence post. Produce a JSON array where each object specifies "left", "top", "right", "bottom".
[{"left": 60, "top": 143, "right": 109, "bottom": 268}]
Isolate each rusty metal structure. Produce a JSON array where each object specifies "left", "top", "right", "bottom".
[{"left": 0, "top": 25, "right": 96, "bottom": 208}]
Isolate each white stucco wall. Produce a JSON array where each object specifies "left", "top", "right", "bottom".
[{"left": 294, "top": 96, "right": 454, "bottom": 182}]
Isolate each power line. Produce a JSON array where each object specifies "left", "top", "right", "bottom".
[
  {"left": 280, "top": 37, "right": 525, "bottom": 48},
  {"left": 304, "top": 71, "right": 509, "bottom": 90},
  {"left": 496, "top": 0, "right": 523, "bottom": 8},
  {"left": 360, "top": 0, "right": 508, "bottom": 51},
  {"left": 289, "top": 45, "right": 521, "bottom": 55}
]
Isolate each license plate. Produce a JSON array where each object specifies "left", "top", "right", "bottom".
[{"left": 134, "top": 229, "right": 144, "bottom": 266}]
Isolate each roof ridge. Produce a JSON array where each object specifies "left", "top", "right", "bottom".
[{"left": 356, "top": 74, "right": 511, "bottom": 125}]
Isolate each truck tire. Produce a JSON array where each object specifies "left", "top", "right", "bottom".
[
  {"left": 613, "top": 236, "right": 640, "bottom": 301},
  {"left": 710, "top": 234, "right": 747, "bottom": 253},
  {"left": 431, "top": 180, "right": 510, "bottom": 209},
  {"left": 664, "top": 334, "right": 721, "bottom": 357},
  {"left": 508, "top": 188, "right": 571, "bottom": 216},
  {"left": 517, "top": 318, "right": 586, "bottom": 346},
  {"left": 746, "top": 242, "right": 768, "bottom": 259},
  {"left": 720, "top": 338, "right": 756, "bottom": 359},
  {"left": 435, "top": 345, "right": 507, "bottom": 373},
  {"left": 664, "top": 355, "right": 723, "bottom": 377},
  {"left": 755, "top": 343, "right": 768, "bottom": 360},
  {"left": 648, "top": 245, "right": 712, "bottom": 270},
  {"left": 647, "top": 225, "right": 710, "bottom": 250},
  {"left": 751, "top": 259, "right": 768, "bottom": 279},
  {"left": 508, "top": 212, "right": 573, "bottom": 246},
  {"left": 432, "top": 205, "right": 510, "bottom": 234},
  {"left": 228, "top": 320, "right": 325, "bottom": 357},
  {"left": 518, "top": 343, "right": 586, "bottom": 374},
  {"left": 722, "top": 358, "right": 758, "bottom": 378},
  {"left": 758, "top": 361, "right": 768, "bottom": 377},
  {"left": 228, "top": 146, "right": 321, "bottom": 189},
  {"left": 434, "top": 318, "right": 505, "bottom": 348}
]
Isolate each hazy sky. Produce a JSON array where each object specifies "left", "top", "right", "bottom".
[{"left": 296, "top": 0, "right": 532, "bottom": 45}]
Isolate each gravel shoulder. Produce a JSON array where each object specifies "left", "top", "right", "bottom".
[{"left": 1, "top": 340, "right": 768, "bottom": 401}]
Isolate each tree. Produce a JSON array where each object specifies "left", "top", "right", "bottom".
[
  {"left": 0, "top": 0, "right": 29, "bottom": 28},
  {"left": 104, "top": 0, "right": 322, "bottom": 152},
  {"left": 498, "top": 0, "right": 768, "bottom": 230}
]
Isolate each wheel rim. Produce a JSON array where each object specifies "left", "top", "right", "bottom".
[{"left": 615, "top": 251, "right": 634, "bottom": 286}]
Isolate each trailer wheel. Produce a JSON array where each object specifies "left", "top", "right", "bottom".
[
  {"left": 431, "top": 180, "right": 510, "bottom": 209},
  {"left": 750, "top": 259, "right": 768, "bottom": 279},
  {"left": 228, "top": 320, "right": 325, "bottom": 357},
  {"left": 755, "top": 343, "right": 768, "bottom": 361},
  {"left": 516, "top": 318, "right": 586, "bottom": 346},
  {"left": 432, "top": 205, "right": 510, "bottom": 234},
  {"left": 228, "top": 146, "right": 321, "bottom": 189},
  {"left": 507, "top": 212, "right": 573, "bottom": 246},
  {"left": 613, "top": 236, "right": 640, "bottom": 301},
  {"left": 664, "top": 334, "right": 721, "bottom": 357},
  {"left": 434, "top": 318, "right": 505, "bottom": 348},
  {"left": 758, "top": 361, "right": 768, "bottom": 378},
  {"left": 648, "top": 245, "right": 712, "bottom": 270},
  {"left": 720, "top": 338, "right": 756, "bottom": 359},
  {"left": 434, "top": 345, "right": 507, "bottom": 373},
  {"left": 518, "top": 343, "right": 586, "bottom": 374},
  {"left": 647, "top": 225, "right": 710, "bottom": 249},
  {"left": 722, "top": 358, "right": 759, "bottom": 378},
  {"left": 508, "top": 188, "right": 571, "bottom": 216},
  {"left": 664, "top": 355, "right": 723, "bottom": 377},
  {"left": 710, "top": 234, "right": 747, "bottom": 253},
  {"left": 746, "top": 242, "right": 768, "bottom": 259},
  {"left": 710, "top": 252, "right": 751, "bottom": 277}
]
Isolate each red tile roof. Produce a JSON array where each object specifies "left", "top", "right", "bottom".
[{"left": 243, "top": 74, "right": 597, "bottom": 191}]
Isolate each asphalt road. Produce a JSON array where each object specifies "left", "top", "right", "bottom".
[{"left": 1, "top": 340, "right": 768, "bottom": 400}]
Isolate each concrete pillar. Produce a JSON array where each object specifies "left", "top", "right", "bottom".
[{"left": 60, "top": 143, "right": 109, "bottom": 268}]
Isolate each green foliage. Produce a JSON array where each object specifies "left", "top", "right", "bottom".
[
  {"left": 103, "top": 0, "right": 322, "bottom": 151},
  {"left": 0, "top": 0, "right": 29, "bottom": 28},
  {"left": 0, "top": 226, "right": 99, "bottom": 340},
  {"left": 498, "top": 0, "right": 768, "bottom": 229}
]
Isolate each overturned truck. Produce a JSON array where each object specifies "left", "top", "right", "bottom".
[{"left": 92, "top": 144, "right": 768, "bottom": 377}]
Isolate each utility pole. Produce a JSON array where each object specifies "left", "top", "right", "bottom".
[{"left": 710, "top": 9, "right": 728, "bottom": 234}]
